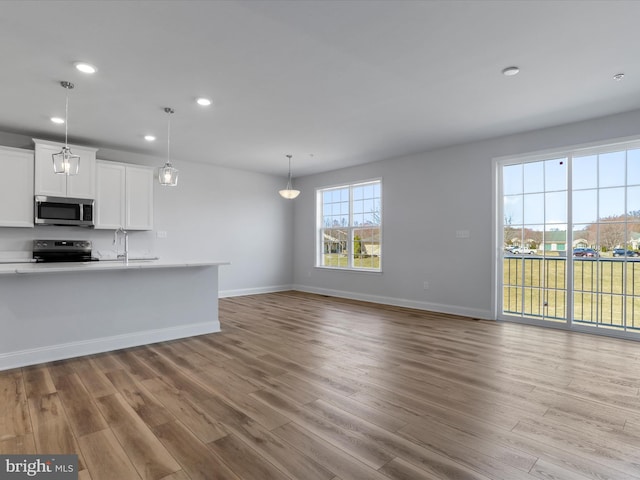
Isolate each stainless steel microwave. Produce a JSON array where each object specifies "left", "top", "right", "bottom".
[{"left": 34, "top": 195, "right": 94, "bottom": 227}]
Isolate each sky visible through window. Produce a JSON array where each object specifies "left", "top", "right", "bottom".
[
  {"left": 322, "top": 182, "right": 381, "bottom": 228},
  {"left": 503, "top": 148, "right": 640, "bottom": 233}
]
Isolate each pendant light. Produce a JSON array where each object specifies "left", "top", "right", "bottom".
[
  {"left": 279, "top": 154, "right": 300, "bottom": 199},
  {"left": 52, "top": 81, "right": 80, "bottom": 175},
  {"left": 158, "top": 107, "right": 179, "bottom": 186}
]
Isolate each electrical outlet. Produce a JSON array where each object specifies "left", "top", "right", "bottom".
[
  {"left": 156, "top": 231, "right": 168, "bottom": 238},
  {"left": 423, "top": 281, "right": 429, "bottom": 290},
  {"left": 456, "top": 230, "right": 470, "bottom": 239}
]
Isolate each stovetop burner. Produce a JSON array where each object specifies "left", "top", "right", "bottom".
[{"left": 32, "top": 240, "right": 99, "bottom": 263}]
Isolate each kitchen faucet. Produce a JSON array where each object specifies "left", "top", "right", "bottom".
[{"left": 113, "top": 226, "right": 129, "bottom": 264}]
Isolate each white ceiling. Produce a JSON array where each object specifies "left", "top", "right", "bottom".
[{"left": 2, "top": 0, "right": 640, "bottom": 177}]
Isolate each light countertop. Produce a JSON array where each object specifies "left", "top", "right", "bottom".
[{"left": 0, "top": 259, "right": 230, "bottom": 275}]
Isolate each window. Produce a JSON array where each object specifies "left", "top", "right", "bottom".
[
  {"left": 497, "top": 138, "right": 640, "bottom": 337},
  {"left": 317, "top": 180, "right": 381, "bottom": 271}
]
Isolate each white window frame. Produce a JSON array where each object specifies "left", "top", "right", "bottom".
[
  {"left": 493, "top": 134, "right": 640, "bottom": 341},
  {"left": 316, "top": 179, "right": 382, "bottom": 272}
]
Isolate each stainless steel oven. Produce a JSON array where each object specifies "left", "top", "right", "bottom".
[{"left": 32, "top": 240, "right": 98, "bottom": 263}]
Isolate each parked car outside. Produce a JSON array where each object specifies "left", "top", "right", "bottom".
[
  {"left": 512, "top": 247, "right": 536, "bottom": 255},
  {"left": 613, "top": 248, "right": 639, "bottom": 257},
  {"left": 573, "top": 248, "right": 599, "bottom": 257}
]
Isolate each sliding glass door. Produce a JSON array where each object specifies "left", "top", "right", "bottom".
[
  {"left": 498, "top": 140, "right": 640, "bottom": 336},
  {"left": 501, "top": 157, "right": 568, "bottom": 324}
]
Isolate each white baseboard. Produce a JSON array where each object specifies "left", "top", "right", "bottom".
[
  {"left": 219, "top": 284, "right": 293, "bottom": 298},
  {"left": 292, "top": 284, "right": 493, "bottom": 320},
  {"left": 0, "top": 321, "right": 220, "bottom": 371}
]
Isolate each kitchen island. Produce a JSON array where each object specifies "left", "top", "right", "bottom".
[{"left": 0, "top": 260, "right": 229, "bottom": 370}]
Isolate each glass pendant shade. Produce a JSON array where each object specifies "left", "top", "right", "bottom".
[
  {"left": 279, "top": 189, "right": 301, "bottom": 199},
  {"left": 52, "top": 146, "right": 80, "bottom": 175},
  {"left": 158, "top": 162, "right": 179, "bottom": 186},
  {"left": 279, "top": 177, "right": 300, "bottom": 199},
  {"left": 159, "top": 107, "right": 179, "bottom": 186},
  {"left": 279, "top": 154, "right": 300, "bottom": 199},
  {"left": 52, "top": 81, "right": 80, "bottom": 175}
]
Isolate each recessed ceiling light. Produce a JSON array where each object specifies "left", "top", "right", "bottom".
[
  {"left": 74, "top": 62, "right": 97, "bottom": 74},
  {"left": 502, "top": 66, "right": 520, "bottom": 77},
  {"left": 50, "top": 117, "right": 65, "bottom": 124},
  {"left": 144, "top": 135, "right": 156, "bottom": 142},
  {"left": 613, "top": 73, "right": 625, "bottom": 81},
  {"left": 196, "top": 97, "right": 212, "bottom": 106}
]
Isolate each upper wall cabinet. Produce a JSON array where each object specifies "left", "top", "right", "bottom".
[
  {"left": 33, "top": 138, "right": 97, "bottom": 199},
  {"left": 95, "top": 161, "right": 125, "bottom": 230},
  {"left": 95, "top": 160, "right": 154, "bottom": 230},
  {"left": 125, "top": 164, "right": 154, "bottom": 230},
  {"left": 0, "top": 146, "right": 34, "bottom": 227}
]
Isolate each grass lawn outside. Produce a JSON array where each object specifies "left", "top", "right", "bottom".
[
  {"left": 503, "top": 257, "right": 640, "bottom": 330},
  {"left": 322, "top": 253, "right": 380, "bottom": 270}
]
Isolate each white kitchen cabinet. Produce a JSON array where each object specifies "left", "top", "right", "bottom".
[
  {"left": 95, "top": 160, "right": 154, "bottom": 230},
  {"left": 95, "top": 161, "right": 126, "bottom": 230},
  {"left": 0, "top": 146, "right": 34, "bottom": 227},
  {"left": 33, "top": 138, "right": 97, "bottom": 199},
  {"left": 125, "top": 164, "right": 154, "bottom": 230}
]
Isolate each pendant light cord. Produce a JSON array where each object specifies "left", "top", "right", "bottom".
[
  {"left": 59, "top": 81, "right": 76, "bottom": 149},
  {"left": 64, "top": 90, "right": 69, "bottom": 148},
  {"left": 59, "top": 81, "right": 75, "bottom": 150},
  {"left": 165, "top": 107, "right": 174, "bottom": 164}
]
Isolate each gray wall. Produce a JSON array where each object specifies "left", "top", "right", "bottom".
[
  {"left": 0, "top": 134, "right": 294, "bottom": 296},
  {"left": 292, "top": 108, "right": 640, "bottom": 319},
  {"left": 4, "top": 107, "right": 640, "bottom": 318},
  {"left": 150, "top": 158, "right": 295, "bottom": 295}
]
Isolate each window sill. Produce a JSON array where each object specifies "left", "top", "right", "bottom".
[{"left": 315, "top": 266, "right": 382, "bottom": 275}]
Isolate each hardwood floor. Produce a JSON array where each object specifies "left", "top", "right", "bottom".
[{"left": 2, "top": 291, "right": 640, "bottom": 479}]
